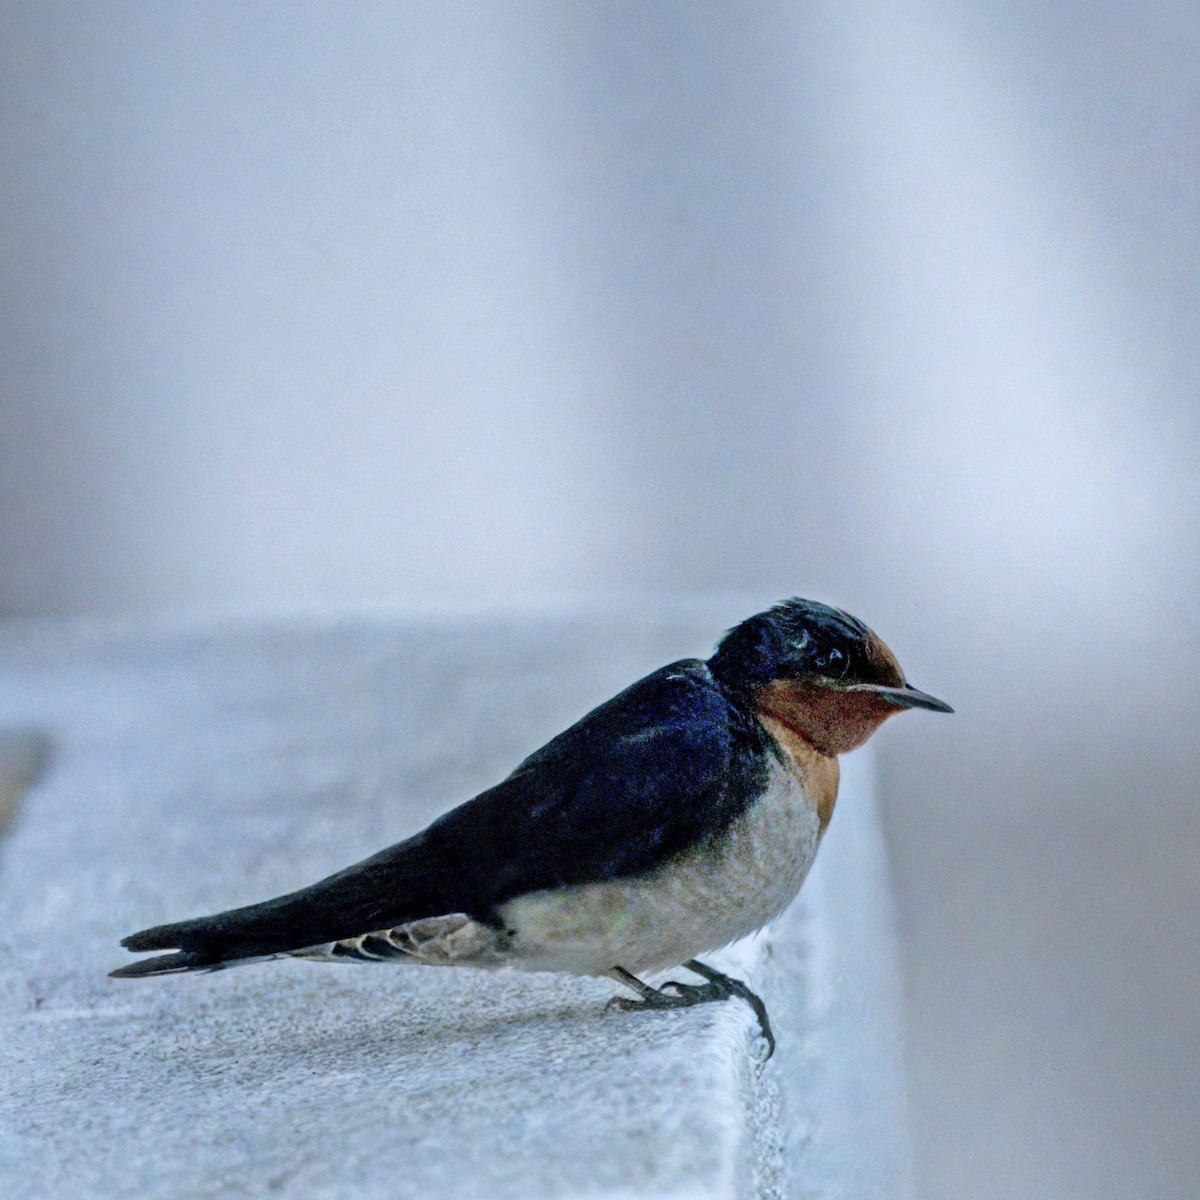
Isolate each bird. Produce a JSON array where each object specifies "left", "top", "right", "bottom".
[{"left": 111, "top": 598, "right": 952, "bottom": 1057}]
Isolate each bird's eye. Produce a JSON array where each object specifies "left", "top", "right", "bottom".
[{"left": 818, "top": 647, "right": 850, "bottom": 679}]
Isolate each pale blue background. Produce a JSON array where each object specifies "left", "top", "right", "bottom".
[{"left": 2, "top": 4, "right": 1198, "bottom": 1198}]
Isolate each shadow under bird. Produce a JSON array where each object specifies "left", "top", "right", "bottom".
[{"left": 112, "top": 598, "right": 952, "bottom": 1056}]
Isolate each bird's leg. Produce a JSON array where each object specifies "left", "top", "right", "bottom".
[
  {"left": 606, "top": 960, "right": 775, "bottom": 1059},
  {"left": 607, "top": 966, "right": 663, "bottom": 1003}
]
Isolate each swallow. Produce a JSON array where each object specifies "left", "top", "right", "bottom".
[{"left": 111, "top": 598, "right": 951, "bottom": 1057}]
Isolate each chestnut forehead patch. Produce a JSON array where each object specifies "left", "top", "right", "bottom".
[{"left": 865, "top": 632, "right": 905, "bottom": 687}]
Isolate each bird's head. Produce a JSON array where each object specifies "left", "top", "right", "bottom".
[{"left": 708, "top": 598, "right": 953, "bottom": 756}]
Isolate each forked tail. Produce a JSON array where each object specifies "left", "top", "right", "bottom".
[{"left": 110, "top": 830, "right": 460, "bottom": 978}]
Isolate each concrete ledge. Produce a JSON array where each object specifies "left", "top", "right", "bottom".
[{"left": 0, "top": 613, "right": 912, "bottom": 1199}]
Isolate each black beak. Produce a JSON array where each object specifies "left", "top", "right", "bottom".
[
  {"left": 885, "top": 684, "right": 954, "bottom": 713},
  {"left": 852, "top": 683, "right": 954, "bottom": 713}
]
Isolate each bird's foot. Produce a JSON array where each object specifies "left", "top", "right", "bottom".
[{"left": 606, "top": 960, "right": 775, "bottom": 1060}]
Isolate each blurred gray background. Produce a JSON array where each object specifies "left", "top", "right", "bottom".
[{"left": 1, "top": 3, "right": 1197, "bottom": 1198}]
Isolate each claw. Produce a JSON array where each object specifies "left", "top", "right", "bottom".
[
  {"left": 604, "top": 994, "right": 639, "bottom": 1014},
  {"left": 607, "top": 960, "right": 776, "bottom": 1060}
]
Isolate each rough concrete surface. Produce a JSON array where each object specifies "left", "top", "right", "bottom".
[{"left": 0, "top": 613, "right": 911, "bottom": 1199}]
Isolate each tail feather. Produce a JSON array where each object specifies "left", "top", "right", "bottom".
[
  {"left": 112, "top": 828, "right": 462, "bottom": 978},
  {"left": 109, "top": 950, "right": 217, "bottom": 978}
]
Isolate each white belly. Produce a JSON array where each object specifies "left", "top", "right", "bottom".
[{"left": 498, "top": 752, "right": 825, "bottom": 976}]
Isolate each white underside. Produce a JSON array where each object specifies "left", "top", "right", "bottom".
[{"left": 499, "top": 753, "right": 823, "bottom": 974}]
